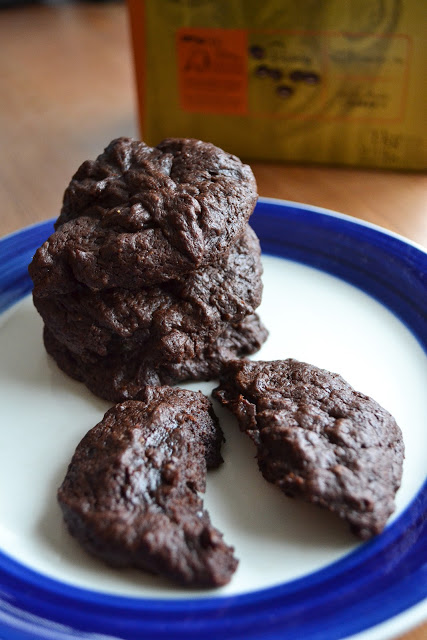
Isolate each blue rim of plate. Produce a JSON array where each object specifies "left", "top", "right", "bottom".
[{"left": 0, "top": 198, "right": 426, "bottom": 640}]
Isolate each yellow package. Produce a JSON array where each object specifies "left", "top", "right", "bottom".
[{"left": 128, "top": 0, "right": 426, "bottom": 170}]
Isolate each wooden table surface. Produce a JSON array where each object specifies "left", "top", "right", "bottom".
[{"left": 0, "top": 3, "right": 425, "bottom": 640}]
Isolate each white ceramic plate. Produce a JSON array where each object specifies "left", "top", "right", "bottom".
[{"left": 0, "top": 199, "right": 426, "bottom": 639}]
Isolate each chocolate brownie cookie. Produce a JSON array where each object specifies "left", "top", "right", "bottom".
[
  {"left": 32, "top": 226, "right": 264, "bottom": 356},
  {"left": 58, "top": 386, "right": 238, "bottom": 587},
  {"left": 44, "top": 314, "right": 268, "bottom": 402},
  {"left": 29, "top": 137, "right": 258, "bottom": 292},
  {"left": 213, "top": 359, "right": 404, "bottom": 539}
]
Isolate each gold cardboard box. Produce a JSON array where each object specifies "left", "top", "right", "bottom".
[{"left": 128, "top": 0, "right": 426, "bottom": 170}]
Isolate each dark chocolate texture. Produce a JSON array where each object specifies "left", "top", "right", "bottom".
[
  {"left": 57, "top": 386, "right": 238, "bottom": 587},
  {"left": 44, "top": 314, "right": 268, "bottom": 402},
  {"left": 213, "top": 359, "right": 404, "bottom": 539},
  {"left": 29, "top": 137, "right": 258, "bottom": 292},
  {"left": 33, "top": 227, "right": 263, "bottom": 357},
  {"left": 29, "top": 136, "right": 267, "bottom": 401}
]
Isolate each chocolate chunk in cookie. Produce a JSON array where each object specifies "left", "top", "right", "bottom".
[
  {"left": 29, "top": 137, "right": 258, "bottom": 293},
  {"left": 58, "top": 386, "right": 238, "bottom": 587},
  {"left": 213, "top": 359, "right": 404, "bottom": 539}
]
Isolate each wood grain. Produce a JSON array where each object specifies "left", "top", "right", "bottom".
[
  {"left": 0, "top": 3, "right": 138, "bottom": 236},
  {"left": 0, "top": 4, "right": 425, "bottom": 639}
]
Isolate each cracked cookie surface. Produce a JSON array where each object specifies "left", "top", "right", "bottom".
[
  {"left": 29, "top": 137, "right": 258, "bottom": 292},
  {"left": 58, "top": 386, "right": 238, "bottom": 587},
  {"left": 44, "top": 314, "right": 268, "bottom": 402},
  {"left": 33, "top": 226, "right": 264, "bottom": 357},
  {"left": 213, "top": 358, "right": 404, "bottom": 539}
]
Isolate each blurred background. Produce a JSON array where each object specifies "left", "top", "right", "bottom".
[
  {"left": 1, "top": 0, "right": 137, "bottom": 236},
  {"left": 1, "top": 0, "right": 426, "bottom": 244}
]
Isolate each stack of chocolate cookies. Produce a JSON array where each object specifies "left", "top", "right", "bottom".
[{"left": 29, "top": 137, "right": 267, "bottom": 402}]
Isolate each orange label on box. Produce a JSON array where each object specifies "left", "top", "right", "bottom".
[
  {"left": 177, "top": 27, "right": 410, "bottom": 124},
  {"left": 177, "top": 28, "right": 248, "bottom": 116}
]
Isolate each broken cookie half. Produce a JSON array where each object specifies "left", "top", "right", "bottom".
[
  {"left": 213, "top": 358, "right": 404, "bottom": 540},
  {"left": 58, "top": 386, "right": 238, "bottom": 587}
]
